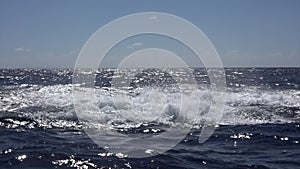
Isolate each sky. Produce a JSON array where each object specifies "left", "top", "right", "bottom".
[{"left": 0, "top": 0, "right": 299, "bottom": 68}]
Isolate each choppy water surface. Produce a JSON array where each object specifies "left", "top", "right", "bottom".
[{"left": 0, "top": 68, "right": 299, "bottom": 169}]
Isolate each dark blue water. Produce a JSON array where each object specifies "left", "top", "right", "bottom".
[{"left": 0, "top": 68, "right": 299, "bottom": 169}]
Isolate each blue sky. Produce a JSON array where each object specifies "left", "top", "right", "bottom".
[{"left": 0, "top": 0, "right": 299, "bottom": 68}]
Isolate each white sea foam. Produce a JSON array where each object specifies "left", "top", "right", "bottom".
[{"left": 0, "top": 84, "right": 299, "bottom": 129}]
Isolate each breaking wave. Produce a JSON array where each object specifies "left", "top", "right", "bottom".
[{"left": 0, "top": 84, "right": 299, "bottom": 130}]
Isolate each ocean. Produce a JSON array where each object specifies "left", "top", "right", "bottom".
[{"left": 0, "top": 68, "right": 299, "bottom": 169}]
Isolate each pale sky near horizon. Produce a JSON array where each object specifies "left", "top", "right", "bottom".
[{"left": 0, "top": 0, "right": 299, "bottom": 68}]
